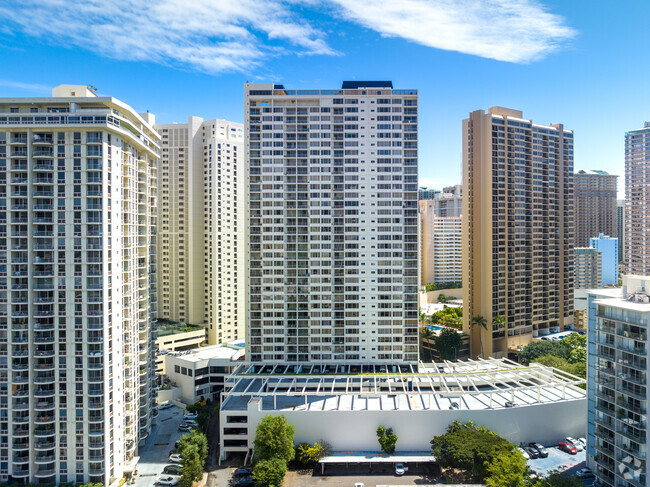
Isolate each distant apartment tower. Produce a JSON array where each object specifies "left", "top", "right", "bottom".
[
  {"left": 418, "top": 187, "right": 438, "bottom": 200},
  {"left": 586, "top": 276, "right": 649, "bottom": 487},
  {"left": 625, "top": 124, "right": 650, "bottom": 275},
  {"left": 155, "top": 117, "right": 244, "bottom": 345},
  {"left": 462, "top": 107, "right": 574, "bottom": 358},
  {"left": 418, "top": 185, "right": 461, "bottom": 217},
  {"left": 245, "top": 81, "right": 419, "bottom": 364},
  {"left": 0, "top": 85, "right": 158, "bottom": 484},
  {"left": 574, "top": 169, "right": 618, "bottom": 247},
  {"left": 617, "top": 199, "right": 625, "bottom": 263},
  {"left": 419, "top": 200, "right": 461, "bottom": 286},
  {"left": 574, "top": 247, "right": 602, "bottom": 289},
  {"left": 590, "top": 233, "right": 619, "bottom": 286}
]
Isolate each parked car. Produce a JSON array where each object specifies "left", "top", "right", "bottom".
[
  {"left": 517, "top": 447, "right": 530, "bottom": 460},
  {"left": 178, "top": 424, "right": 193, "bottom": 432},
  {"left": 354, "top": 484, "right": 364, "bottom": 487},
  {"left": 184, "top": 413, "right": 198, "bottom": 420},
  {"left": 168, "top": 449, "right": 177, "bottom": 457},
  {"left": 163, "top": 464, "right": 182, "bottom": 475},
  {"left": 505, "top": 401, "right": 516, "bottom": 408},
  {"left": 558, "top": 441, "right": 577, "bottom": 454},
  {"left": 528, "top": 442, "right": 548, "bottom": 458},
  {"left": 576, "top": 468, "right": 595, "bottom": 479},
  {"left": 175, "top": 440, "right": 180, "bottom": 448},
  {"left": 156, "top": 476, "right": 179, "bottom": 486},
  {"left": 158, "top": 403, "right": 174, "bottom": 410},
  {"left": 523, "top": 446, "right": 539, "bottom": 459},
  {"left": 168, "top": 453, "right": 182, "bottom": 463},
  {"left": 231, "top": 479, "right": 255, "bottom": 487},
  {"left": 395, "top": 463, "right": 408, "bottom": 476},
  {"left": 182, "top": 420, "right": 198, "bottom": 426},
  {"left": 233, "top": 468, "right": 252, "bottom": 478},
  {"left": 449, "top": 402, "right": 459, "bottom": 410},
  {"left": 578, "top": 437, "right": 587, "bottom": 448},
  {"left": 565, "top": 437, "right": 583, "bottom": 452}
]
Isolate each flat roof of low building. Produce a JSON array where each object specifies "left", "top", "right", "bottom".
[
  {"left": 220, "top": 358, "right": 585, "bottom": 413},
  {"left": 319, "top": 451, "right": 435, "bottom": 464},
  {"left": 155, "top": 321, "right": 205, "bottom": 337},
  {"left": 165, "top": 342, "right": 245, "bottom": 363}
]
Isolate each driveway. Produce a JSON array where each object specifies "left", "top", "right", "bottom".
[
  {"left": 526, "top": 445, "right": 586, "bottom": 477},
  {"left": 133, "top": 405, "right": 188, "bottom": 487}
]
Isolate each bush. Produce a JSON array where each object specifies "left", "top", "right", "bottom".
[
  {"left": 518, "top": 341, "right": 570, "bottom": 365},
  {"left": 295, "top": 440, "right": 329, "bottom": 466},
  {"left": 254, "top": 415, "right": 296, "bottom": 463},
  {"left": 376, "top": 425, "right": 397, "bottom": 454},
  {"left": 178, "top": 429, "right": 208, "bottom": 465},
  {"left": 425, "top": 282, "right": 462, "bottom": 292},
  {"left": 253, "top": 458, "right": 288, "bottom": 487}
]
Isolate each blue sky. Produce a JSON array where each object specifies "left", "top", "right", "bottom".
[{"left": 0, "top": 0, "right": 645, "bottom": 196}]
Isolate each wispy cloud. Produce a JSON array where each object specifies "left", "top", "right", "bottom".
[
  {"left": 0, "top": 0, "right": 574, "bottom": 73},
  {"left": 0, "top": 79, "right": 51, "bottom": 93},
  {"left": 329, "top": 0, "right": 576, "bottom": 63}
]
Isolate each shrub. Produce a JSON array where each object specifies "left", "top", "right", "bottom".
[{"left": 376, "top": 425, "right": 397, "bottom": 454}]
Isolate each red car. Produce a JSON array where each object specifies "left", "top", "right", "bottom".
[{"left": 558, "top": 441, "right": 577, "bottom": 454}]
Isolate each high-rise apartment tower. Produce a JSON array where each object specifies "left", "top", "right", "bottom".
[
  {"left": 155, "top": 117, "right": 245, "bottom": 344},
  {"left": 625, "top": 123, "right": 650, "bottom": 275},
  {"left": 574, "top": 169, "right": 617, "bottom": 247},
  {"left": 573, "top": 247, "right": 602, "bottom": 289},
  {"left": 617, "top": 199, "right": 625, "bottom": 264},
  {"left": 0, "top": 85, "right": 158, "bottom": 484},
  {"left": 245, "top": 81, "right": 419, "bottom": 364},
  {"left": 419, "top": 200, "right": 462, "bottom": 286},
  {"left": 462, "top": 107, "right": 574, "bottom": 358}
]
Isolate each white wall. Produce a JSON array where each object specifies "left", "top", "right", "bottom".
[{"left": 234, "top": 397, "right": 586, "bottom": 452}]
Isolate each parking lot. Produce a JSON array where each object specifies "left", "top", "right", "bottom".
[
  {"left": 134, "top": 405, "right": 188, "bottom": 487},
  {"left": 526, "top": 444, "right": 586, "bottom": 477}
]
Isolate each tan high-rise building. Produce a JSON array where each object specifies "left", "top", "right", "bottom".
[
  {"left": 574, "top": 169, "right": 617, "bottom": 247},
  {"left": 625, "top": 123, "right": 650, "bottom": 276},
  {"left": 156, "top": 117, "right": 245, "bottom": 345},
  {"left": 574, "top": 247, "right": 602, "bottom": 289},
  {"left": 419, "top": 200, "right": 462, "bottom": 286},
  {"left": 462, "top": 107, "right": 574, "bottom": 358}
]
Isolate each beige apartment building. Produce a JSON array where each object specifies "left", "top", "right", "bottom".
[
  {"left": 155, "top": 117, "right": 245, "bottom": 345},
  {"left": 574, "top": 247, "right": 602, "bottom": 289},
  {"left": 419, "top": 200, "right": 462, "bottom": 286},
  {"left": 574, "top": 169, "right": 617, "bottom": 247},
  {"left": 625, "top": 123, "right": 650, "bottom": 275},
  {"left": 462, "top": 107, "right": 574, "bottom": 358}
]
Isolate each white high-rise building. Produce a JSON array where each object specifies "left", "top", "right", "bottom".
[
  {"left": 155, "top": 117, "right": 245, "bottom": 345},
  {"left": 419, "top": 200, "right": 462, "bottom": 286},
  {"left": 587, "top": 275, "right": 649, "bottom": 487},
  {"left": 245, "top": 81, "right": 419, "bottom": 364},
  {"left": 0, "top": 85, "right": 159, "bottom": 485}
]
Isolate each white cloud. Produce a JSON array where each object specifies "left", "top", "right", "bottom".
[
  {"left": 0, "top": 0, "right": 574, "bottom": 73},
  {"left": 329, "top": 0, "right": 575, "bottom": 63},
  {"left": 0, "top": 79, "right": 51, "bottom": 94}
]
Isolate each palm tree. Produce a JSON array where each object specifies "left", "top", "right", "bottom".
[
  {"left": 492, "top": 315, "right": 506, "bottom": 337},
  {"left": 420, "top": 327, "right": 435, "bottom": 361},
  {"left": 470, "top": 315, "right": 488, "bottom": 358}
]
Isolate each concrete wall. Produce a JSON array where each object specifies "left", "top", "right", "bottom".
[
  {"left": 226, "top": 396, "right": 586, "bottom": 455},
  {"left": 419, "top": 288, "right": 463, "bottom": 305}
]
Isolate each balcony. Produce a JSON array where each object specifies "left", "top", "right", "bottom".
[{"left": 34, "top": 441, "right": 55, "bottom": 450}]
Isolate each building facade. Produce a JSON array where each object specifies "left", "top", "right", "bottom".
[
  {"left": 419, "top": 200, "right": 461, "bottom": 286},
  {"left": 574, "top": 169, "right": 618, "bottom": 247},
  {"left": 574, "top": 247, "right": 602, "bottom": 289},
  {"left": 462, "top": 107, "right": 574, "bottom": 358},
  {"left": 245, "top": 81, "right": 419, "bottom": 365},
  {"left": 590, "top": 233, "right": 619, "bottom": 286},
  {"left": 625, "top": 124, "right": 650, "bottom": 276},
  {"left": 0, "top": 85, "right": 158, "bottom": 485},
  {"left": 586, "top": 276, "right": 649, "bottom": 487},
  {"left": 617, "top": 199, "right": 625, "bottom": 264},
  {"left": 155, "top": 117, "right": 245, "bottom": 345}
]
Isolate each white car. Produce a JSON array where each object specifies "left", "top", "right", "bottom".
[
  {"left": 395, "top": 463, "right": 408, "bottom": 475},
  {"left": 183, "top": 413, "right": 198, "bottom": 420},
  {"left": 578, "top": 437, "right": 587, "bottom": 448},
  {"left": 517, "top": 447, "right": 530, "bottom": 460},
  {"left": 158, "top": 403, "right": 173, "bottom": 410},
  {"left": 156, "top": 476, "right": 179, "bottom": 486},
  {"left": 168, "top": 453, "right": 182, "bottom": 463},
  {"left": 354, "top": 483, "right": 364, "bottom": 487},
  {"left": 565, "top": 437, "right": 583, "bottom": 452}
]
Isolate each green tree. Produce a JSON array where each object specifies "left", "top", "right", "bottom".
[
  {"left": 178, "top": 429, "right": 208, "bottom": 465},
  {"left": 518, "top": 341, "right": 569, "bottom": 365},
  {"left": 253, "top": 458, "right": 288, "bottom": 487},
  {"left": 419, "top": 307, "right": 426, "bottom": 323},
  {"left": 179, "top": 444, "right": 203, "bottom": 487},
  {"left": 562, "top": 333, "right": 586, "bottom": 350},
  {"left": 470, "top": 315, "right": 488, "bottom": 358},
  {"left": 530, "top": 469, "right": 583, "bottom": 486},
  {"left": 484, "top": 445, "right": 527, "bottom": 487},
  {"left": 438, "top": 293, "right": 447, "bottom": 303},
  {"left": 376, "top": 425, "right": 398, "bottom": 454},
  {"left": 434, "top": 328, "right": 463, "bottom": 361},
  {"left": 420, "top": 327, "right": 435, "bottom": 361},
  {"left": 430, "top": 421, "right": 512, "bottom": 480},
  {"left": 254, "top": 415, "right": 296, "bottom": 462},
  {"left": 492, "top": 315, "right": 506, "bottom": 332},
  {"left": 533, "top": 355, "right": 586, "bottom": 383}
]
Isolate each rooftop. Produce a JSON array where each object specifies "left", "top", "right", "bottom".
[
  {"left": 155, "top": 321, "right": 205, "bottom": 337},
  {"left": 164, "top": 342, "right": 245, "bottom": 363},
  {"left": 221, "top": 358, "right": 585, "bottom": 412}
]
